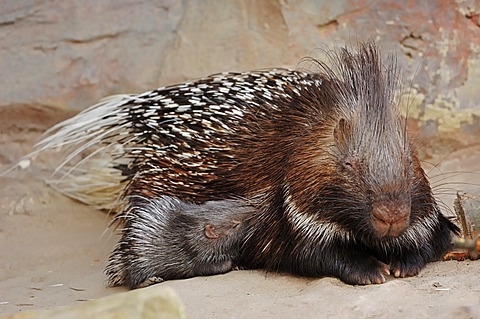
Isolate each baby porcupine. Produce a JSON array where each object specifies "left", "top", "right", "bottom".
[
  {"left": 34, "top": 41, "right": 459, "bottom": 286},
  {"left": 106, "top": 196, "right": 252, "bottom": 289}
]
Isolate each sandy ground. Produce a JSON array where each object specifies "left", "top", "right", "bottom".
[{"left": 0, "top": 105, "right": 479, "bottom": 318}]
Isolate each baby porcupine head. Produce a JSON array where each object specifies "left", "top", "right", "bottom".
[
  {"left": 286, "top": 43, "right": 415, "bottom": 240},
  {"left": 106, "top": 196, "right": 252, "bottom": 288}
]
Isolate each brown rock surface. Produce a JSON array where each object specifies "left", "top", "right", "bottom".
[{"left": 1, "top": 1, "right": 479, "bottom": 115}]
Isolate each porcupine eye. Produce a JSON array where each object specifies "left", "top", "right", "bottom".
[{"left": 231, "top": 220, "right": 241, "bottom": 229}]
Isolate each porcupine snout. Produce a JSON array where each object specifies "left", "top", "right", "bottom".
[{"left": 370, "top": 199, "right": 410, "bottom": 238}]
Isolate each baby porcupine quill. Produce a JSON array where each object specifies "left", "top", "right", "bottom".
[
  {"left": 107, "top": 196, "right": 252, "bottom": 289},
  {"left": 34, "top": 42, "right": 459, "bottom": 286}
]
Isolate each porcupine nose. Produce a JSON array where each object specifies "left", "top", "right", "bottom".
[{"left": 371, "top": 203, "right": 410, "bottom": 238}]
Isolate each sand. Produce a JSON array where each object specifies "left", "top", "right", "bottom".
[{"left": 0, "top": 105, "right": 479, "bottom": 318}]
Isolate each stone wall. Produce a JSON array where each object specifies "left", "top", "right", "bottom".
[{"left": 1, "top": 0, "right": 479, "bottom": 137}]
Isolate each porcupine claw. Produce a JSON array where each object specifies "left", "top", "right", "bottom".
[
  {"left": 390, "top": 260, "right": 423, "bottom": 278},
  {"left": 359, "top": 261, "right": 390, "bottom": 285}
]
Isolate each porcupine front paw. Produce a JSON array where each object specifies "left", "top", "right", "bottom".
[{"left": 337, "top": 257, "right": 390, "bottom": 285}]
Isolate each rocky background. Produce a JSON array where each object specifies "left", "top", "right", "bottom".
[{"left": 1, "top": 1, "right": 479, "bottom": 137}]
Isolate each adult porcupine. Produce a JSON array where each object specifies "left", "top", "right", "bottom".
[
  {"left": 34, "top": 42, "right": 459, "bottom": 285},
  {"left": 106, "top": 196, "right": 253, "bottom": 289}
]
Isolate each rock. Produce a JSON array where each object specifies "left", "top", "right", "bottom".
[
  {"left": 1, "top": 0, "right": 478, "bottom": 121},
  {"left": 0, "top": 1, "right": 183, "bottom": 108},
  {"left": 1, "top": 286, "right": 186, "bottom": 319}
]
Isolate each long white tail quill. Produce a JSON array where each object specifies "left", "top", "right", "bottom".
[{"left": 28, "top": 94, "right": 138, "bottom": 211}]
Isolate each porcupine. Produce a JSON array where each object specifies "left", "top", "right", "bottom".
[
  {"left": 33, "top": 42, "right": 459, "bottom": 285},
  {"left": 106, "top": 196, "right": 253, "bottom": 289}
]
